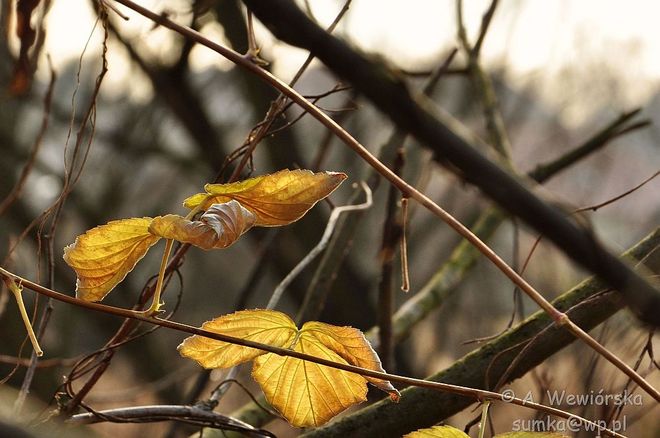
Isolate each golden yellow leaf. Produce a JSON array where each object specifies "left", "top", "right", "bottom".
[
  {"left": 403, "top": 425, "right": 470, "bottom": 438},
  {"left": 300, "top": 321, "right": 399, "bottom": 399},
  {"left": 252, "top": 335, "right": 368, "bottom": 427},
  {"left": 179, "top": 309, "right": 398, "bottom": 428},
  {"left": 182, "top": 169, "right": 347, "bottom": 226},
  {"left": 63, "top": 218, "right": 161, "bottom": 302},
  {"left": 149, "top": 201, "right": 256, "bottom": 250},
  {"left": 178, "top": 309, "right": 298, "bottom": 369}
]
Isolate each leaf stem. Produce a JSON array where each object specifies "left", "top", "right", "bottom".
[
  {"left": 138, "top": 200, "right": 210, "bottom": 316},
  {"left": 141, "top": 239, "right": 175, "bottom": 316},
  {"left": 4, "top": 278, "right": 43, "bottom": 357}
]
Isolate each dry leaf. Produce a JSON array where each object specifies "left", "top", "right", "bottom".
[
  {"left": 178, "top": 309, "right": 298, "bottom": 369},
  {"left": 149, "top": 201, "right": 256, "bottom": 250},
  {"left": 299, "top": 321, "right": 399, "bottom": 399},
  {"left": 183, "top": 169, "right": 347, "bottom": 226},
  {"left": 179, "top": 309, "right": 399, "bottom": 427},
  {"left": 252, "top": 336, "right": 368, "bottom": 427},
  {"left": 63, "top": 218, "right": 161, "bottom": 301},
  {"left": 403, "top": 425, "right": 469, "bottom": 438}
]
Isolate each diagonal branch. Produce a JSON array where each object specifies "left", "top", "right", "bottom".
[
  {"left": 239, "top": 0, "right": 660, "bottom": 329},
  {"left": 0, "top": 266, "right": 629, "bottom": 438},
  {"left": 303, "top": 227, "right": 660, "bottom": 437},
  {"left": 369, "top": 109, "right": 651, "bottom": 348}
]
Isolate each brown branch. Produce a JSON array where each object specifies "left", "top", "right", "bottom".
[
  {"left": 67, "top": 404, "right": 274, "bottom": 437},
  {"left": 0, "top": 354, "right": 78, "bottom": 368},
  {"left": 574, "top": 170, "right": 659, "bottom": 213},
  {"left": 0, "top": 266, "right": 626, "bottom": 438}
]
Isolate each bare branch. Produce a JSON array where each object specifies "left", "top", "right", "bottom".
[
  {"left": 0, "top": 266, "right": 630, "bottom": 438},
  {"left": 68, "top": 404, "right": 275, "bottom": 437}
]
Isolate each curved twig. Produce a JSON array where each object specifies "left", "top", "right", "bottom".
[{"left": 267, "top": 182, "right": 373, "bottom": 309}]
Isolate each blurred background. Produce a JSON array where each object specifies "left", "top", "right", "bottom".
[{"left": 1, "top": 0, "right": 658, "bottom": 437}]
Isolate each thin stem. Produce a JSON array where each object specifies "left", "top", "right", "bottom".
[
  {"left": 400, "top": 197, "right": 410, "bottom": 292},
  {"left": 574, "top": 170, "right": 659, "bottom": 213},
  {"left": 139, "top": 239, "right": 175, "bottom": 316},
  {"left": 227, "top": 0, "right": 352, "bottom": 181},
  {"left": 245, "top": 10, "right": 266, "bottom": 66},
  {"left": 477, "top": 401, "right": 491, "bottom": 438},
  {"left": 4, "top": 278, "right": 42, "bottom": 357},
  {"left": 138, "top": 200, "right": 208, "bottom": 316},
  {"left": 0, "top": 58, "right": 56, "bottom": 217},
  {"left": 0, "top": 267, "right": 626, "bottom": 438},
  {"left": 457, "top": 0, "right": 512, "bottom": 160}
]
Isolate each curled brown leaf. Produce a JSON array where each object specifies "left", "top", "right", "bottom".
[{"left": 149, "top": 200, "right": 256, "bottom": 250}]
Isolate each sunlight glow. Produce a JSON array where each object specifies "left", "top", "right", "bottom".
[{"left": 32, "top": 0, "right": 660, "bottom": 124}]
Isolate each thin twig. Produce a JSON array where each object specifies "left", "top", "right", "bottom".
[
  {"left": 472, "top": 0, "right": 499, "bottom": 56},
  {"left": 208, "top": 367, "right": 239, "bottom": 404},
  {"left": 0, "top": 354, "right": 79, "bottom": 368},
  {"left": 4, "top": 278, "right": 42, "bottom": 357},
  {"left": 400, "top": 197, "right": 410, "bottom": 292},
  {"left": 574, "top": 170, "right": 659, "bottom": 213},
  {"left": 457, "top": 0, "right": 512, "bottom": 160},
  {"left": 266, "top": 182, "right": 373, "bottom": 309},
  {"left": 209, "top": 378, "right": 279, "bottom": 418},
  {"left": 227, "top": 0, "right": 353, "bottom": 182},
  {"left": 529, "top": 109, "right": 649, "bottom": 181}
]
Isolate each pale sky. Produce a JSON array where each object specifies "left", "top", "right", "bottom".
[{"left": 27, "top": 0, "right": 660, "bottom": 124}]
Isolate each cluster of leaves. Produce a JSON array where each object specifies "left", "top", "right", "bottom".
[
  {"left": 179, "top": 309, "right": 399, "bottom": 427},
  {"left": 62, "top": 169, "right": 402, "bottom": 427},
  {"left": 63, "top": 169, "right": 347, "bottom": 302}
]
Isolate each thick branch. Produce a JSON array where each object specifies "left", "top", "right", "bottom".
[{"left": 242, "top": 0, "right": 660, "bottom": 326}]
